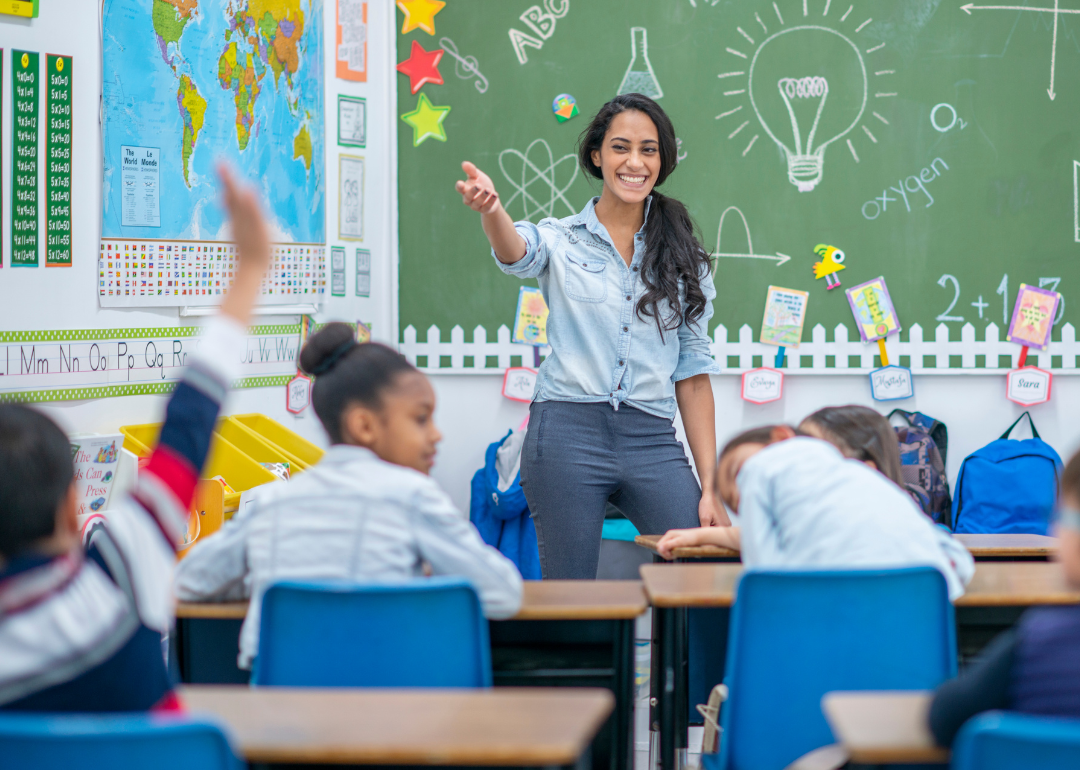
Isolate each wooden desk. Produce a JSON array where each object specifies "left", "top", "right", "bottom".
[
  {"left": 181, "top": 685, "right": 613, "bottom": 767},
  {"left": 635, "top": 533, "right": 1058, "bottom": 562},
  {"left": 822, "top": 691, "right": 948, "bottom": 765},
  {"left": 173, "top": 581, "right": 647, "bottom": 770},
  {"left": 638, "top": 561, "right": 1080, "bottom": 770},
  {"left": 177, "top": 581, "right": 647, "bottom": 622}
]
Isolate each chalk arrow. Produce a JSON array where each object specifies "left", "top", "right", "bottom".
[
  {"left": 714, "top": 251, "right": 792, "bottom": 266},
  {"left": 961, "top": 3, "right": 1080, "bottom": 14},
  {"left": 1048, "top": 0, "right": 1059, "bottom": 100}
]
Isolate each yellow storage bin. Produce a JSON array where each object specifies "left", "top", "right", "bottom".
[
  {"left": 119, "top": 422, "right": 276, "bottom": 509},
  {"left": 217, "top": 419, "right": 303, "bottom": 471},
  {"left": 229, "top": 413, "right": 324, "bottom": 468}
]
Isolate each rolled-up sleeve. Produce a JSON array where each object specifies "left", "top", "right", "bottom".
[
  {"left": 672, "top": 264, "right": 721, "bottom": 382},
  {"left": 493, "top": 220, "right": 559, "bottom": 279}
]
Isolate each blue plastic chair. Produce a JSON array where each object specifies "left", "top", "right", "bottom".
[
  {"left": 715, "top": 568, "right": 957, "bottom": 770},
  {"left": 952, "top": 711, "right": 1080, "bottom": 769},
  {"left": 252, "top": 576, "right": 492, "bottom": 687},
  {"left": 0, "top": 713, "right": 240, "bottom": 770}
]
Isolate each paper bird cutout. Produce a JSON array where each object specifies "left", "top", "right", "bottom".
[
  {"left": 401, "top": 92, "right": 451, "bottom": 146},
  {"left": 396, "top": 0, "right": 446, "bottom": 35},
  {"left": 397, "top": 40, "right": 444, "bottom": 94}
]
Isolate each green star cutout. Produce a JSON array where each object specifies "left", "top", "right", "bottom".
[{"left": 401, "top": 93, "right": 451, "bottom": 146}]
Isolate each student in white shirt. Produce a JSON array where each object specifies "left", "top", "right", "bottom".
[
  {"left": 656, "top": 424, "right": 973, "bottom": 599},
  {"left": 174, "top": 324, "right": 524, "bottom": 670}
]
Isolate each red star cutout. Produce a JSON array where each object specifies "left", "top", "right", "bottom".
[{"left": 396, "top": 40, "right": 444, "bottom": 95}]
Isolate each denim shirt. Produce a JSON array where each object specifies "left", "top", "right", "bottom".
[{"left": 494, "top": 197, "right": 720, "bottom": 420}]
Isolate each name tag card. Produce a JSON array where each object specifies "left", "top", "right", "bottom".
[
  {"left": 502, "top": 367, "right": 537, "bottom": 402},
  {"left": 741, "top": 367, "right": 783, "bottom": 404},
  {"left": 1006, "top": 366, "right": 1052, "bottom": 406},
  {"left": 286, "top": 374, "right": 312, "bottom": 414},
  {"left": 869, "top": 365, "right": 914, "bottom": 401}
]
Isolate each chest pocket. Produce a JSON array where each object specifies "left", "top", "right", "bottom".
[{"left": 564, "top": 253, "right": 607, "bottom": 303}]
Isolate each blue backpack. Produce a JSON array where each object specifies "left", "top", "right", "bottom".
[{"left": 952, "top": 413, "right": 1062, "bottom": 535}]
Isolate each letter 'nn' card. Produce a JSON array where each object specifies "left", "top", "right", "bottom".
[{"left": 1007, "top": 284, "right": 1060, "bottom": 351}]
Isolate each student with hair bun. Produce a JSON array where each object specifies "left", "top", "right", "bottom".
[{"left": 175, "top": 324, "right": 523, "bottom": 671}]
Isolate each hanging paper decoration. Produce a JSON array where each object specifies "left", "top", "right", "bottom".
[
  {"left": 1004, "top": 284, "right": 1060, "bottom": 406},
  {"left": 552, "top": 93, "right": 579, "bottom": 122},
  {"left": 502, "top": 367, "right": 538, "bottom": 402},
  {"left": 741, "top": 367, "right": 783, "bottom": 405},
  {"left": 286, "top": 374, "right": 312, "bottom": 414},
  {"left": 845, "top": 276, "right": 912, "bottom": 402},
  {"left": 759, "top": 285, "right": 808, "bottom": 369}
]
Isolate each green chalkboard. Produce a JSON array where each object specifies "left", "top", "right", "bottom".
[{"left": 397, "top": 0, "right": 1080, "bottom": 351}]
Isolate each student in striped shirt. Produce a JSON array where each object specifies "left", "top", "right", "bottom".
[{"left": 0, "top": 166, "right": 271, "bottom": 711}]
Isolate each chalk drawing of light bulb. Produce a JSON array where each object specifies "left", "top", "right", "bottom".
[
  {"left": 618, "top": 27, "right": 663, "bottom": 99},
  {"left": 749, "top": 26, "right": 866, "bottom": 192}
]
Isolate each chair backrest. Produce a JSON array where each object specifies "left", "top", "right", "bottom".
[
  {"left": 253, "top": 576, "right": 492, "bottom": 687},
  {"left": 0, "top": 714, "right": 240, "bottom": 770},
  {"left": 718, "top": 568, "right": 957, "bottom": 770},
  {"left": 952, "top": 711, "right": 1080, "bottom": 770}
]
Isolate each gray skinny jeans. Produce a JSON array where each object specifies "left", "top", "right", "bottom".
[{"left": 519, "top": 400, "right": 702, "bottom": 579}]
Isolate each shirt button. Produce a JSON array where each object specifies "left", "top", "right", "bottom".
[
  {"left": 623, "top": 326, "right": 629, "bottom": 332},
  {"left": 625, "top": 295, "right": 631, "bottom": 301},
  {"left": 619, "top": 360, "right": 625, "bottom": 366}
]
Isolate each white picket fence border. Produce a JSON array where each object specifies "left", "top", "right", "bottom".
[{"left": 400, "top": 322, "right": 1080, "bottom": 375}]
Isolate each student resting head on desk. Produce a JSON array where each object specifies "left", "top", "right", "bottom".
[
  {"left": 174, "top": 324, "right": 524, "bottom": 671},
  {"left": 654, "top": 424, "right": 973, "bottom": 599},
  {"left": 929, "top": 448, "right": 1080, "bottom": 745}
]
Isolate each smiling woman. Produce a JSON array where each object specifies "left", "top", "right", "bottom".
[{"left": 454, "top": 94, "right": 727, "bottom": 580}]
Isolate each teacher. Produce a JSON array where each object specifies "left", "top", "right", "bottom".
[{"left": 456, "top": 93, "right": 726, "bottom": 579}]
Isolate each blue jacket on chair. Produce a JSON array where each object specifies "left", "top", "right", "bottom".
[{"left": 470, "top": 431, "right": 541, "bottom": 580}]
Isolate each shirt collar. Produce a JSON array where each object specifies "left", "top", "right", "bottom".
[
  {"left": 322, "top": 444, "right": 381, "bottom": 465},
  {"left": 571, "top": 195, "right": 654, "bottom": 237}
]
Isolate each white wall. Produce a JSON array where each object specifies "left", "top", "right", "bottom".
[
  {"left": 0, "top": 0, "right": 396, "bottom": 449},
  {"left": 428, "top": 373, "right": 1080, "bottom": 513}
]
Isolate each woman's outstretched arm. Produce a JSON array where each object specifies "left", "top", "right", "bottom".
[{"left": 455, "top": 161, "right": 527, "bottom": 264}]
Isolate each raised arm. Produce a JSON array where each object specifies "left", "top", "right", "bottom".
[
  {"left": 92, "top": 164, "right": 271, "bottom": 630},
  {"left": 455, "top": 161, "right": 527, "bottom": 264}
]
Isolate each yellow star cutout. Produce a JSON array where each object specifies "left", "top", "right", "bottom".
[
  {"left": 401, "top": 93, "right": 451, "bottom": 146},
  {"left": 396, "top": 0, "right": 446, "bottom": 35}
]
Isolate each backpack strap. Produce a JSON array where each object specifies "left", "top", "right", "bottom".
[
  {"left": 1001, "top": 411, "right": 1041, "bottom": 440},
  {"left": 887, "top": 409, "right": 913, "bottom": 425}
]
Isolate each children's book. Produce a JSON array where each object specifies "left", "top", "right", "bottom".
[{"left": 70, "top": 433, "right": 124, "bottom": 517}]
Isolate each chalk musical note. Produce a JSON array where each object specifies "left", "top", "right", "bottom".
[{"left": 439, "top": 37, "right": 489, "bottom": 94}]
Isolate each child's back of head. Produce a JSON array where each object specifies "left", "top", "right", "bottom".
[
  {"left": 799, "top": 405, "right": 904, "bottom": 485},
  {"left": 0, "top": 404, "right": 74, "bottom": 561},
  {"left": 299, "top": 323, "right": 441, "bottom": 474}
]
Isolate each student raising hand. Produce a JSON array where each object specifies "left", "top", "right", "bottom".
[
  {"left": 218, "top": 163, "right": 272, "bottom": 326},
  {"left": 455, "top": 161, "right": 527, "bottom": 264}
]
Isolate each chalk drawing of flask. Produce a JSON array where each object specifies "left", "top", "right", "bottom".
[{"left": 617, "top": 27, "right": 663, "bottom": 99}]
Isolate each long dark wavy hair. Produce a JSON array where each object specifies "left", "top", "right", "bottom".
[{"left": 578, "top": 93, "right": 714, "bottom": 336}]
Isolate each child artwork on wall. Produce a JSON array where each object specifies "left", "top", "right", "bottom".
[
  {"left": 846, "top": 277, "right": 901, "bottom": 342},
  {"left": 760, "top": 286, "right": 809, "bottom": 348},
  {"left": 512, "top": 286, "right": 549, "bottom": 345},
  {"left": 1007, "top": 284, "right": 1060, "bottom": 352}
]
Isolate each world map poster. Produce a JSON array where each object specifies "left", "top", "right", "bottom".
[{"left": 100, "top": 0, "right": 326, "bottom": 307}]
